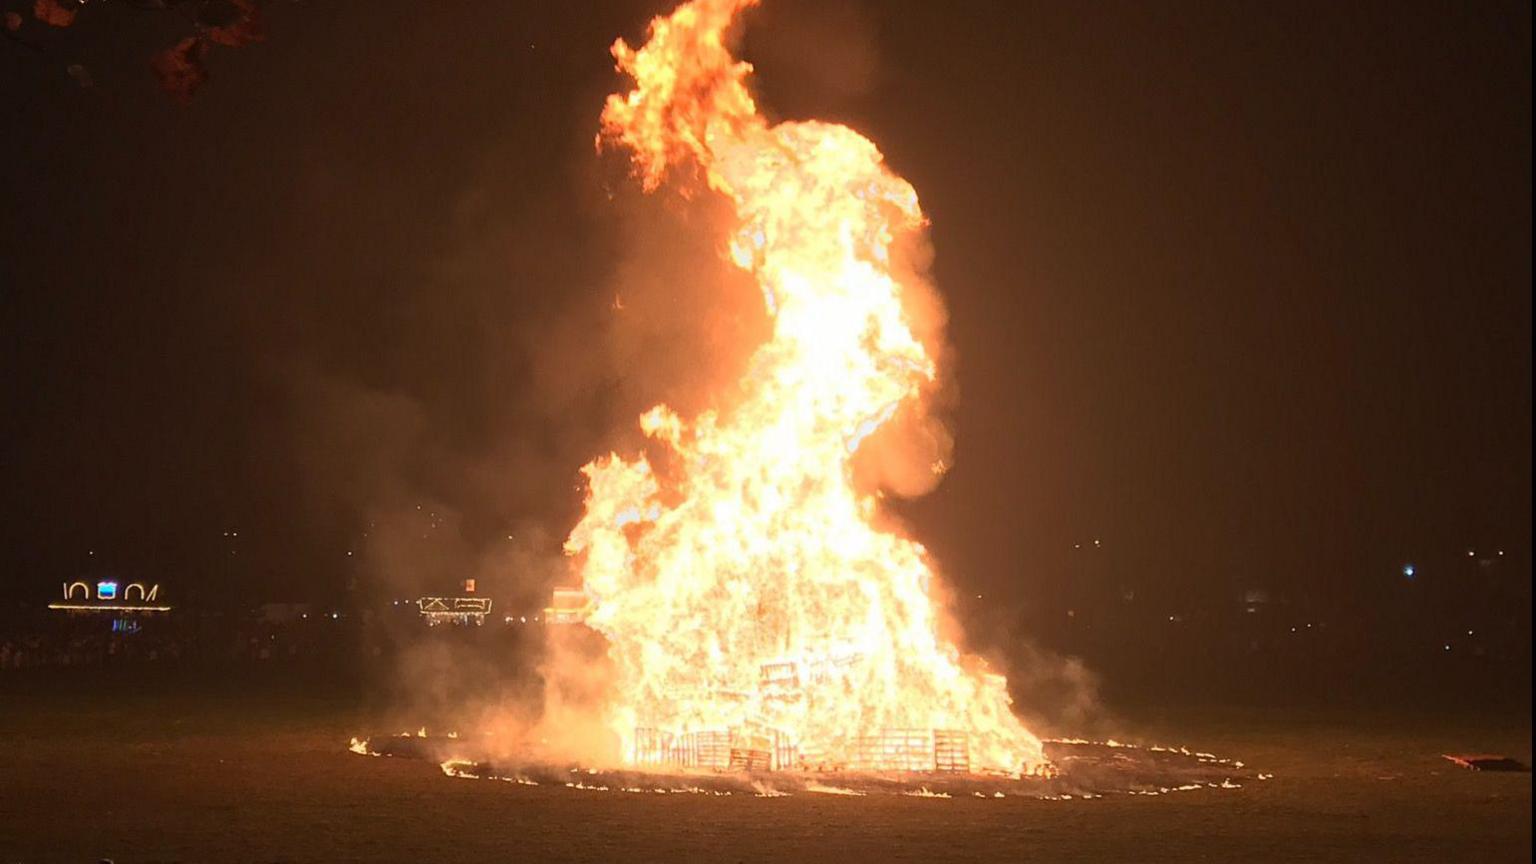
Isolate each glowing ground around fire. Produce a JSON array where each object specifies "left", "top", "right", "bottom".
[
  {"left": 4, "top": 674, "right": 1529, "bottom": 863},
  {"left": 349, "top": 732, "right": 1263, "bottom": 800}
]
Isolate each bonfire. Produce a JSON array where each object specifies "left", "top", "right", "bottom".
[{"left": 560, "top": 0, "right": 1044, "bottom": 776}]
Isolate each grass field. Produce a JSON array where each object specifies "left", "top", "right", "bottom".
[{"left": 1, "top": 670, "right": 1529, "bottom": 863}]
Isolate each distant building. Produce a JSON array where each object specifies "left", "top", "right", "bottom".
[
  {"left": 49, "top": 579, "right": 171, "bottom": 615},
  {"left": 415, "top": 596, "right": 492, "bottom": 626}
]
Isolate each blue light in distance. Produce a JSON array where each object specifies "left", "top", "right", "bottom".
[
  {"left": 1402, "top": 564, "right": 1416, "bottom": 580},
  {"left": 97, "top": 580, "right": 118, "bottom": 600}
]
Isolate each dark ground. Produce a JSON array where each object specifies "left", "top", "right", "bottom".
[{"left": 0, "top": 668, "right": 1529, "bottom": 863}]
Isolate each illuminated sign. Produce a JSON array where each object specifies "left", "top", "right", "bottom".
[
  {"left": 50, "top": 581, "right": 170, "bottom": 614},
  {"left": 416, "top": 596, "right": 492, "bottom": 625}
]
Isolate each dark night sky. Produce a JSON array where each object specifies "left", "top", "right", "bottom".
[{"left": 2, "top": 1, "right": 1529, "bottom": 632}]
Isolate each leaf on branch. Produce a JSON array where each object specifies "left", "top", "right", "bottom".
[
  {"left": 150, "top": 36, "right": 209, "bottom": 104},
  {"left": 33, "top": 0, "right": 78, "bottom": 27}
]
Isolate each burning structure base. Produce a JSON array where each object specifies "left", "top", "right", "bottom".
[
  {"left": 632, "top": 726, "right": 981, "bottom": 774},
  {"left": 351, "top": 732, "right": 1262, "bottom": 798}
]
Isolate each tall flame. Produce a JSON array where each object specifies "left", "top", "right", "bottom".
[{"left": 565, "top": 0, "right": 1043, "bottom": 774}]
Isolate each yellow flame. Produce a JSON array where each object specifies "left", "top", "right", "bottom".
[{"left": 565, "top": 0, "right": 1043, "bottom": 774}]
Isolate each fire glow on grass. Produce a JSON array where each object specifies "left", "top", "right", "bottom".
[{"left": 563, "top": 0, "right": 1044, "bottom": 775}]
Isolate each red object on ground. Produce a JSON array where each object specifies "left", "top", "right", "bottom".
[{"left": 1442, "top": 754, "right": 1529, "bottom": 772}]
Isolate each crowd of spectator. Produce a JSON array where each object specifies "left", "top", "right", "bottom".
[{"left": 0, "top": 614, "right": 341, "bottom": 671}]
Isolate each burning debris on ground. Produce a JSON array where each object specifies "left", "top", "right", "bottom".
[
  {"left": 1441, "top": 754, "right": 1530, "bottom": 773},
  {"left": 346, "top": 729, "right": 1263, "bottom": 800}
]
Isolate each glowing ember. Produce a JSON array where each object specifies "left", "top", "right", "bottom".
[{"left": 563, "top": 0, "right": 1044, "bottom": 775}]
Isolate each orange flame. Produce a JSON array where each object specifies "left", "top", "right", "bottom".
[{"left": 565, "top": 0, "right": 1044, "bottom": 774}]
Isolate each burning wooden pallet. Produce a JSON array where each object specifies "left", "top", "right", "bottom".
[
  {"left": 635, "top": 725, "right": 974, "bottom": 774},
  {"left": 634, "top": 728, "right": 734, "bottom": 770},
  {"left": 933, "top": 730, "right": 972, "bottom": 773},
  {"left": 850, "top": 729, "right": 935, "bottom": 772},
  {"left": 728, "top": 746, "right": 773, "bottom": 771}
]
